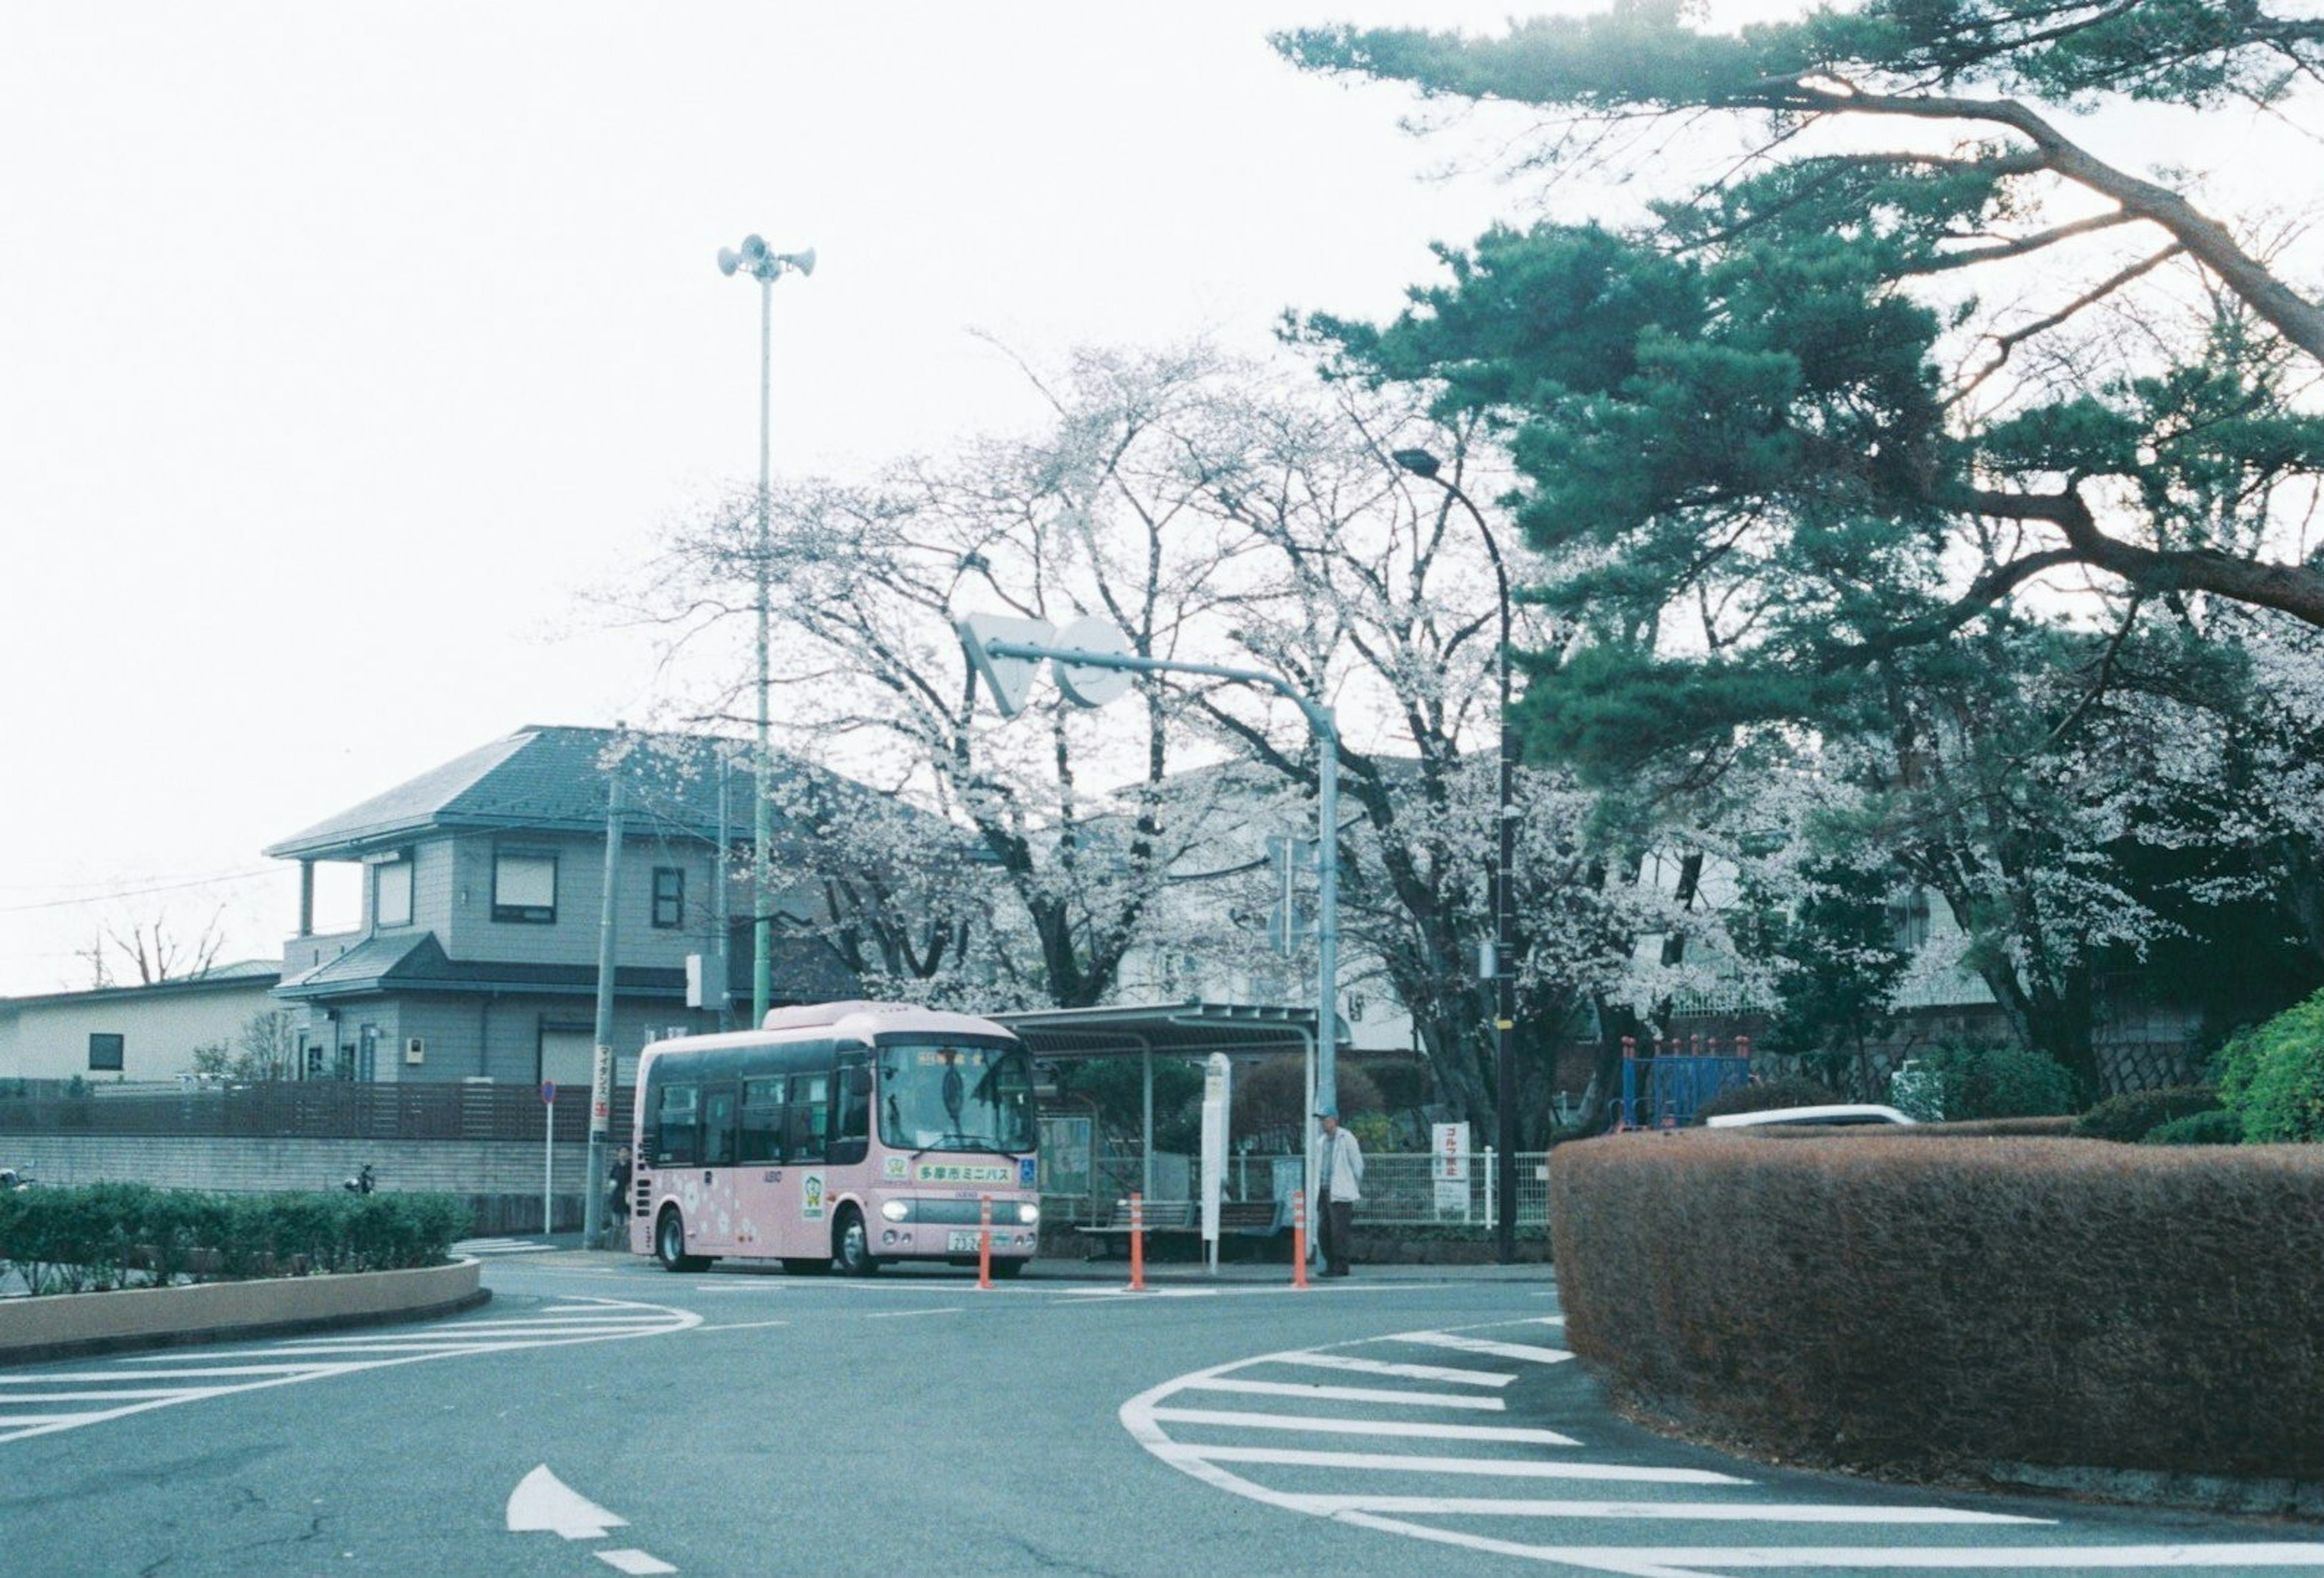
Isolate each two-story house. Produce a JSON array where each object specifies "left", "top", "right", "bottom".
[{"left": 265, "top": 725, "right": 859, "bottom": 1091}]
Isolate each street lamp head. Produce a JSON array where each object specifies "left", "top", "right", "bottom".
[{"left": 1391, "top": 447, "right": 1442, "bottom": 479}]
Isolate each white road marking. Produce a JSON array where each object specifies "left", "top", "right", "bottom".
[
  {"left": 1148, "top": 1407, "right": 1578, "bottom": 1445},
  {"left": 1155, "top": 1442, "right": 1741, "bottom": 1482},
  {"left": 1181, "top": 1376, "right": 1504, "bottom": 1410},
  {"left": 596, "top": 1551, "right": 677, "bottom": 1575},
  {"left": 694, "top": 1320, "right": 789, "bottom": 1333},
  {"left": 1117, "top": 1320, "right": 2324, "bottom": 1574},
  {"left": 0, "top": 1298, "right": 698, "bottom": 1445},
  {"left": 507, "top": 1464, "right": 626, "bottom": 1539},
  {"left": 1388, "top": 1330, "right": 1574, "bottom": 1363},
  {"left": 1270, "top": 1494, "right": 2042, "bottom": 1523},
  {"left": 1348, "top": 1526, "right": 2324, "bottom": 1572},
  {"left": 452, "top": 1238, "right": 557, "bottom": 1256},
  {"left": 1273, "top": 1352, "right": 1515, "bottom": 1387},
  {"left": 866, "top": 1307, "right": 965, "bottom": 1319}
]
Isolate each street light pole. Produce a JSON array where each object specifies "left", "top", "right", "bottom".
[
  {"left": 1394, "top": 448, "right": 1519, "bottom": 1264},
  {"left": 717, "top": 235, "right": 815, "bottom": 1027},
  {"left": 956, "top": 614, "right": 1342, "bottom": 1266}
]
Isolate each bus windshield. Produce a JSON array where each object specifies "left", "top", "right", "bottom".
[{"left": 877, "top": 1039, "right": 1034, "bottom": 1154}]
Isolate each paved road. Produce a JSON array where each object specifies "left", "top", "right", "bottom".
[{"left": 4, "top": 1248, "right": 2320, "bottom": 1576}]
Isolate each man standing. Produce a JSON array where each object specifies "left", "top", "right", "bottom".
[{"left": 1316, "top": 1105, "right": 1364, "bottom": 1277}]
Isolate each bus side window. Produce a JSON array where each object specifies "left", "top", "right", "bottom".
[
  {"left": 788, "top": 1072, "right": 829, "bottom": 1163},
  {"left": 655, "top": 1083, "right": 700, "bottom": 1168},
  {"left": 832, "top": 1060, "right": 870, "bottom": 1166},
  {"left": 738, "top": 1076, "right": 786, "bottom": 1165},
  {"left": 702, "top": 1084, "right": 738, "bottom": 1168}
]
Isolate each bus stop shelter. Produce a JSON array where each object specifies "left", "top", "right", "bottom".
[{"left": 993, "top": 1000, "right": 1331, "bottom": 1221}]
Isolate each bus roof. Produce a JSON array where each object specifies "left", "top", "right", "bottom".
[{"left": 638, "top": 1002, "right": 1017, "bottom": 1061}]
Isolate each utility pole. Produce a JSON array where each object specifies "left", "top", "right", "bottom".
[{"left": 584, "top": 740, "right": 626, "bottom": 1249}]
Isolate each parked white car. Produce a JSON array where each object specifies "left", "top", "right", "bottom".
[{"left": 1705, "top": 1103, "right": 1917, "bottom": 1129}]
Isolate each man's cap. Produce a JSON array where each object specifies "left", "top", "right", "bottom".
[{"left": 1315, "top": 1103, "right": 1338, "bottom": 1119}]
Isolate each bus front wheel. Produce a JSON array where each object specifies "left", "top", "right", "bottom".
[
  {"left": 655, "top": 1208, "right": 709, "bottom": 1273},
  {"left": 833, "top": 1208, "right": 880, "bottom": 1277}
]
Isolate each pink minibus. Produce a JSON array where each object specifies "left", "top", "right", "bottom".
[{"left": 626, "top": 1001, "right": 1040, "bottom": 1277}]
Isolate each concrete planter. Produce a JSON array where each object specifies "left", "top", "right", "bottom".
[{"left": 0, "top": 1257, "right": 485, "bottom": 1366}]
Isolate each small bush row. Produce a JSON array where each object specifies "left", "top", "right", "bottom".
[
  {"left": 1549, "top": 1131, "right": 2324, "bottom": 1481},
  {"left": 2072, "top": 1086, "right": 2223, "bottom": 1143},
  {"left": 0, "top": 1185, "right": 470, "bottom": 1297}
]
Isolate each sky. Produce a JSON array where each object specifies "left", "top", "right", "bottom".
[{"left": 0, "top": 3, "right": 2302, "bottom": 997}]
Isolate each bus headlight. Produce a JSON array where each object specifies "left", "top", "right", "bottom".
[
  {"left": 1016, "top": 1202, "right": 1040, "bottom": 1226},
  {"left": 880, "top": 1199, "right": 911, "bottom": 1222}
]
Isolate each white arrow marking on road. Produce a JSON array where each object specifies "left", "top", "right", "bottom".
[{"left": 507, "top": 1465, "right": 629, "bottom": 1540}]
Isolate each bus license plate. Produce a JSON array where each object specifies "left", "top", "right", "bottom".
[{"left": 947, "top": 1231, "right": 983, "bottom": 1253}]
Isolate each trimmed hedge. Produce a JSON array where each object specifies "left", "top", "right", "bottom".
[
  {"left": 1549, "top": 1131, "right": 2324, "bottom": 1480},
  {"left": 0, "top": 1185, "right": 471, "bottom": 1297}
]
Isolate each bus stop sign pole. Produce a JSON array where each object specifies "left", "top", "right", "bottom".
[{"left": 541, "top": 1082, "right": 556, "bottom": 1235}]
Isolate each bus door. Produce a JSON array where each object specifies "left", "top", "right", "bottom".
[
  {"left": 646, "top": 1076, "right": 700, "bottom": 1226},
  {"left": 736, "top": 1074, "right": 790, "bottom": 1254},
  {"left": 692, "top": 1078, "right": 741, "bottom": 1252},
  {"left": 771, "top": 1069, "right": 832, "bottom": 1257}
]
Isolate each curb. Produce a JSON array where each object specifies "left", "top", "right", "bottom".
[
  {"left": 1986, "top": 1461, "right": 2324, "bottom": 1522},
  {"left": 0, "top": 1258, "right": 488, "bottom": 1368}
]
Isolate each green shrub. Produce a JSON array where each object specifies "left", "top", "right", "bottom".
[
  {"left": 2140, "top": 1109, "right": 2246, "bottom": 1146},
  {"left": 2073, "top": 1086, "right": 2222, "bottom": 1143},
  {"left": 2216, "top": 988, "right": 2324, "bottom": 1142},
  {"left": 0, "top": 1185, "right": 471, "bottom": 1295},
  {"left": 1690, "top": 1075, "right": 1837, "bottom": 1124},
  {"left": 1914, "top": 1042, "right": 2076, "bottom": 1120}
]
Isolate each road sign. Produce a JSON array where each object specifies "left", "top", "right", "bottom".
[
  {"left": 1051, "top": 616, "right": 1134, "bottom": 708},
  {"left": 541, "top": 1082, "right": 556, "bottom": 1105},
  {"left": 955, "top": 612, "right": 1054, "bottom": 717}
]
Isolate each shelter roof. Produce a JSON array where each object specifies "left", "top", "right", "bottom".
[{"left": 993, "top": 1000, "right": 1327, "bottom": 1062}]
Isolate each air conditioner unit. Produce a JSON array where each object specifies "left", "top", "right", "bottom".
[{"left": 404, "top": 1037, "right": 426, "bottom": 1065}]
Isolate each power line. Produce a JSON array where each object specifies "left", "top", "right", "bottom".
[{"left": 0, "top": 867, "right": 280, "bottom": 914}]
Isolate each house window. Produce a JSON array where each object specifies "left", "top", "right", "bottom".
[
  {"left": 652, "top": 866, "right": 684, "bottom": 929},
  {"left": 88, "top": 1032, "right": 124, "bottom": 1072},
  {"left": 493, "top": 849, "right": 557, "bottom": 924},
  {"left": 375, "top": 854, "right": 414, "bottom": 928}
]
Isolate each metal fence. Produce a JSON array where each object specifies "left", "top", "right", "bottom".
[
  {"left": 1044, "top": 1151, "right": 1552, "bottom": 1230},
  {"left": 0, "top": 1083, "right": 637, "bottom": 1143}
]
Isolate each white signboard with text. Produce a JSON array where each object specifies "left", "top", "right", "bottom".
[{"left": 1433, "top": 1121, "right": 1471, "bottom": 1215}]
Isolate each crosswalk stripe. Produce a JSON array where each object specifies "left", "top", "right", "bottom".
[
  {"left": 1155, "top": 1443, "right": 1744, "bottom": 1483},
  {"left": 1274, "top": 1353, "right": 1515, "bottom": 1387},
  {"left": 1184, "top": 1377, "right": 1505, "bottom": 1411},
  {"left": 1149, "top": 1407, "right": 1578, "bottom": 1445},
  {"left": 1391, "top": 1330, "right": 1574, "bottom": 1364}
]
